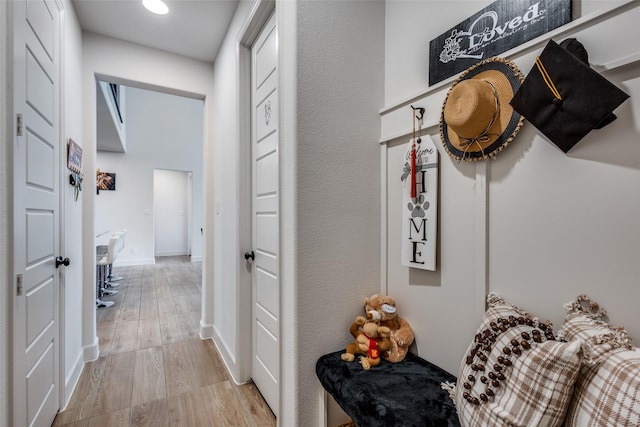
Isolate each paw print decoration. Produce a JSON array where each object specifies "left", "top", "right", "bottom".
[{"left": 407, "top": 194, "right": 430, "bottom": 218}]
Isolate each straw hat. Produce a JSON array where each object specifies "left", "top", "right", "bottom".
[{"left": 440, "top": 57, "right": 525, "bottom": 162}]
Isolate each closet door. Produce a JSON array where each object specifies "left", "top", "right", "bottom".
[
  {"left": 250, "top": 11, "right": 279, "bottom": 417},
  {"left": 12, "top": 0, "right": 62, "bottom": 425}
]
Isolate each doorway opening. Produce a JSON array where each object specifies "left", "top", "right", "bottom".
[
  {"left": 154, "top": 169, "right": 193, "bottom": 259},
  {"left": 237, "top": 3, "right": 279, "bottom": 417},
  {"left": 93, "top": 81, "right": 205, "bottom": 340},
  {"left": 94, "top": 82, "right": 204, "bottom": 267}
]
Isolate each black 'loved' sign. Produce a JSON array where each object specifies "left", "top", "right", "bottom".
[{"left": 428, "top": 0, "right": 570, "bottom": 86}]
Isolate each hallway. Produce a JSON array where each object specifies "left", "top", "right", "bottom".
[{"left": 53, "top": 257, "right": 275, "bottom": 426}]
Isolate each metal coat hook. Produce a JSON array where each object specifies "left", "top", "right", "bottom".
[{"left": 411, "top": 105, "right": 425, "bottom": 122}]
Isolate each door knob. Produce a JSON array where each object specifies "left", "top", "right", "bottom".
[
  {"left": 55, "top": 256, "right": 70, "bottom": 268},
  {"left": 244, "top": 251, "right": 255, "bottom": 261}
]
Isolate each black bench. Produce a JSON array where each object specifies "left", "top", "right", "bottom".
[{"left": 316, "top": 351, "right": 460, "bottom": 427}]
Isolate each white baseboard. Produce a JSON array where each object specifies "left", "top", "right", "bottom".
[
  {"left": 211, "top": 326, "right": 251, "bottom": 385},
  {"left": 319, "top": 389, "right": 328, "bottom": 427},
  {"left": 114, "top": 258, "right": 156, "bottom": 267},
  {"left": 199, "top": 319, "right": 214, "bottom": 340},
  {"left": 83, "top": 336, "right": 99, "bottom": 361},
  {"left": 212, "top": 326, "right": 234, "bottom": 365},
  {"left": 190, "top": 255, "right": 202, "bottom": 262},
  {"left": 155, "top": 250, "right": 189, "bottom": 257},
  {"left": 63, "top": 351, "right": 85, "bottom": 409}
]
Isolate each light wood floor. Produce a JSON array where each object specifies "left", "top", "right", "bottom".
[{"left": 53, "top": 256, "right": 276, "bottom": 427}]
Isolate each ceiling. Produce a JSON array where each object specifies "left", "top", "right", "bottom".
[{"left": 72, "top": 0, "right": 240, "bottom": 63}]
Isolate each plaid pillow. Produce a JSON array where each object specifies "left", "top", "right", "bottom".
[
  {"left": 455, "top": 294, "right": 582, "bottom": 427},
  {"left": 559, "top": 295, "right": 640, "bottom": 427},
  {"left": 559, "top": 294, "right": 633, "bottom": 362}
]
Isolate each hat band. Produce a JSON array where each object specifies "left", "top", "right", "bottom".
[{"left": 458, "top": 80, "right": 500, "bottom": 161}]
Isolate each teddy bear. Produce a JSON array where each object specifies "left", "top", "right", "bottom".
[
  {"left": 363, "top": 294, "right": 414, "bottom": 363},
  {"left": 341, "top": 316, "right": 392, "bottom": 370}
]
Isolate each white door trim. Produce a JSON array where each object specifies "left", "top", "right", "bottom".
[
  {"left": 56, "top": 0, "right": 71, "bottom": 409},
  {"left": 236, "top": 0, "right": 275, "bottom": 385}
]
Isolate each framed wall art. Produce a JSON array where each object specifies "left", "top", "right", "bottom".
[
  {"left": 96, "top": 169, "right": 116, "bottom": 191},
  {"left": 67, "top": 139, "right": 83, "bottom": 173},
  {"left": 429, "top": 0, "right": 571, "bottom": 85}
]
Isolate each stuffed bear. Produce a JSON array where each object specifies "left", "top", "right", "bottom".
[
  {"left": 356, "top": 323, "right": 391, "bottom": 370},
  {"left": 364, "top": 294, "right": 414, "bottom": 363},
  {"left": 341, "top": 316, "right": 392, "bottom": 370}
]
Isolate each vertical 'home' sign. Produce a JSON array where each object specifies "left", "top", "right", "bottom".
[
  {"left": 401, "top": 136, "right": 438, "bottom": 271},
  {"left": 429, "top": 0, "right": 571, "bottom": 85}
]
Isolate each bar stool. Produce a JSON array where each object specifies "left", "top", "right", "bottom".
[
  {"left": 107, "top": 229, "right": 127, "bottom": 284},
  {"left": 96, "top": 234, "right": 120, "bottom": 308},
  {"left": 95, "top": 242, "right": 117, "bottom": 289},
  {"left": 98, "top": 229, "right": 127, "bottom": 289}
]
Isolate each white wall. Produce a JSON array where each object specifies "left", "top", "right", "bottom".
[
  {"left": 95, "top": 87, "right": 203, "bottom": 265},
  {"left": 292, "top": 1, "right": 385, "bottom": 424},
  {"left": 383, "top": 0, "right": 640, "bottom": 377},
  {"left": 82, "top": 32, "right": 215, "bottom": 362},
  {"left": 209, "top": 0, "right": 254, "bottom": 380},
  {"left": 61, "top": 0, "right": 85, "bottom": 408}
]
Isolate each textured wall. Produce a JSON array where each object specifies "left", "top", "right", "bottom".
[
  {"left": 62, "top": 0, "right": 86, "bottom": 405},
  {"left": 209, "top": 0, "right": 254, "bottom": 379},
  {"left": 292, "top": 1, "right": 385, "bottom": 424},
  {"left": 1, "top": 1, "right": 9, "bottom": 425}
]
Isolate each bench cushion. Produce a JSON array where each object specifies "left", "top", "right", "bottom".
[{"left": 316, "top": 350, "right": 460, "bottom": 427}]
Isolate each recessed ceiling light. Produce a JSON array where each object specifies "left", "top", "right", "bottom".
[{"left": 143, "top": 0, "right": 169, "bottom": 15}]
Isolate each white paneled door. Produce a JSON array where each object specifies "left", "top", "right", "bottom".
[
  {"left": 12, "top": 0, "right": 61, "bottom": 426},
  {"left": 154, "top": 169, "right": 191, "bottom": 257},
  {"left": 251, "top": 12, "right": 279, "bottom": 417}
]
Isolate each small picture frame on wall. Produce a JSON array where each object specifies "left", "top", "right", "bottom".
[
  {"left": 67, "top": 139, "right": 82, "bottom": 173},
  {"left": 96, "top": 169, "right": 116, "bottom": 192}
]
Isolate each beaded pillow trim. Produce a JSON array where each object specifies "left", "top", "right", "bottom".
[
  {"left": 461, "top": 314, "right": 556, "bottom": 405},
  {"left": 455, "top": 294, "right": 583, "bottom": 427}
]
